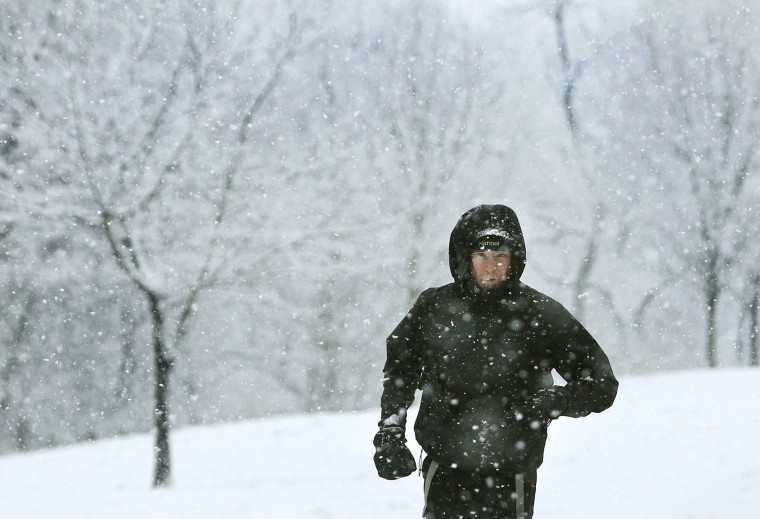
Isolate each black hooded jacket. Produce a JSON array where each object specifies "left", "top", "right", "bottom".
[{"left": 380, "top": 205, "right": 618, "bottom": 473}]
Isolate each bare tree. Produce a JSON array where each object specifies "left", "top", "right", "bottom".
[
  {"left": 546, "top": 0, "right": 606, "bottom": 323},
  {"left": 1, "top": 0, "right": 317, "bottom": 485},
  {"left": 498, "top": 0, "right": 630, "bottom": 356},
  {"left": 595, "top": 7, "right": 760, "bottom": 367},
  {"left": 353, "top": 0, "right": 503, "bottom": 303}
]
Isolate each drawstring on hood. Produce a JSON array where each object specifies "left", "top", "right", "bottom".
[{"left": 448, "top": 205, "right": 526, "bottom": 297}]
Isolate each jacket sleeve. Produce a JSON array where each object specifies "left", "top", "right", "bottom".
[
  {"left": 379, "top": 290, "right": 431, "bottom": 423},
  {"left": 543, "top": 299, "right": 619, "bottom": 418}
]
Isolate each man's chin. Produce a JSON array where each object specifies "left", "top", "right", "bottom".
[{"left": 477, "top": 279, "right": 504, "bottom": 290}]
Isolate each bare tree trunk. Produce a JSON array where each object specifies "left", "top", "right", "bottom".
[
  {"left": 116, "top": 304, "right": 139, "bottom": 404},
  {"left": 308, "top": 285, "right": 340, "bottom": 411},
  {"left": 572, "top": 205, "right": 602, "bottom": 322},
  {"left": 407, "top": 212, "right": 425, "bottom": 305},
  {"left": 96, "top": 211, "right": 176, "bottom": 486},
  {"left": 749, "top": 275, "right": 759, "bottom": 367},
  {"left": 14, "top": 420, "right": 30, "bottom": 451},
  {"left": 1, "top": 295, "right": 35, "bottom": 451},
  {"left": 148, "top": 291, "right": 173, "bottom": 487},
  {"left": 553, "top": 0, "right": 579, "bottom": 138},
  {"left": 705, "top": 251, "right": 720, "bottom": 368}
]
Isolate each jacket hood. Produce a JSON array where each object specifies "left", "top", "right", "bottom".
[{"left": 448, "top": 204, "right": 526, "bottom": 287}]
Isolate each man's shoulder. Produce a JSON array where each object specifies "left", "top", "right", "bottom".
[
  {"left": 417, "top": 283, "right": 458, "bottom": 302},
  {"left": 517, "top": 283, "right": 570, "bottom": 316}
]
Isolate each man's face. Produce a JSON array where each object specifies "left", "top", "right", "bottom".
[{"left": 471, "top": 251, "right": 511, "bottom": 290}]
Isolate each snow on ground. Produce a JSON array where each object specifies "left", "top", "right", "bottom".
[{"left": 0, "top": 369, "right": 758, "bottom": 518}]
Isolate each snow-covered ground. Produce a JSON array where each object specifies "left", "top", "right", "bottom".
[{"left": 1, "top": 369, "right": 758, "bottom": 518}]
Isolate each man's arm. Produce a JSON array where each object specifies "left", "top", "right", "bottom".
[
  {"left": 379, "top": 291, "right": 430, "bottom": 422},
  {"left": 544, "top": 300, "right": 619, "bottom": 418},
  {"left": 373, "top": 291, "right": 430, "bottom": 480}
]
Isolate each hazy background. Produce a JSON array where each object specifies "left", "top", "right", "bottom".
[{"left": 1, "top": 0, "right": 758, "bottom": 462}]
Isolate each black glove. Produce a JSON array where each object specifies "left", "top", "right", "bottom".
[
  {"left": 373, "top": 424, "right": 416, "bottom": 480},
  {"left": 522, "top": 386, "right": 571, "bottom": 427}
]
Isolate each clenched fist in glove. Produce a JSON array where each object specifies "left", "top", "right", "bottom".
[
  {"left": 373, "top": 419, "right": 416, "bottom": 480},
  {"left": 523, "top": 386, "right": 571, "bottom": 428}
]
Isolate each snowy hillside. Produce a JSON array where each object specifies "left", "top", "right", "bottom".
[{"left": 0, "top": 369, "right": 758, "bottom": 519}]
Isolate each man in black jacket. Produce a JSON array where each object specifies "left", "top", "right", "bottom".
[{"left": 373, "top": 204, "right": 618, "bottom": 519}]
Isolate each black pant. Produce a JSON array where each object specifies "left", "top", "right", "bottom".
[{"left": 422, "top": 457, "right": 537, "bottom": 519}]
